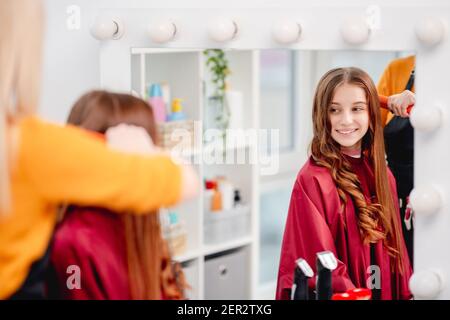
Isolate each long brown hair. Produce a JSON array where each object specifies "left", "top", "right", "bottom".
[
  {"left": 310, "top": 67, "right": 405, "bottom": 272},
  {"left": 68, "top": 90, "right": 186, "bottom": 299}
]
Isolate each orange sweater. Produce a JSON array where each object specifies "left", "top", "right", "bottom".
[
  {"left": 377, "top": 55, "right": 415, "bottom": 126},
  {"left": 0, "top": 117, "right": 182, "bottom": 298}
]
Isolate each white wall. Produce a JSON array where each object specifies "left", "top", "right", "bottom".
[
  {"left": 41, "top": 0, "right": 98, "bottom": 122},
  {"left": 41, "top": 0, "right": 442, "bottom": 122}
]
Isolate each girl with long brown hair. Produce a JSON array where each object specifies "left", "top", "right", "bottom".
[
  {"left": 47, "top": 91, "right": 187, "bottom": 299},
  {"left": 276, "top": 67, "right": 412, "bottom": 300}
]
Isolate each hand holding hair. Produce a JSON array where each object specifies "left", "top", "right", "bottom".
[
  {"left": 105, "top": 124, "right": 157, "bottom": 154},
  {"left": 105, "top": 124, "right": 199, "bottom": 202},
  {"left": 379, "top": 90, "right": 415, "bottom": 117}
]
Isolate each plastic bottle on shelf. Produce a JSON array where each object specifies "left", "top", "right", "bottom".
[
  {"left": 217, "top": 176, "right": 234, "bottom": 211},
  {"left": 211, "top": 182, "right": 223, "bottom": 212},
  {"left": 148, "top": 83, "right": 167, "bottom": 123},
  {"left": 204, "top": 180, "right": 216, "bottom": 212},
  {"left": 234, "top": 189, "right": 242, "bottom": 207},
  {"left": 167, "top": 98, "right": 187, "bottom": 122},
  {"left": 168, "top": 211, "right": 179, "bottom": 224},
  {"left": 164, "top": 211, "right": 187, "bottom": 256},
  {"left": 160, "top": 82, "right": 171, "bottom": 114}
]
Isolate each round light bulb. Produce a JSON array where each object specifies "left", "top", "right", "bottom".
[
  {"left": 272, "top": 20, "right": 302, "bottom": 44},
  {"left": 208, "top": 17, "right": 238, "bottom": 42},
  {"left": 410, "top": 104, "right": 443, "bottom": 132},
  {"left": 90, "top": 16, "right": 123, "bottom": 40},
  {"left": 340, "top": 16, "right": 370, "bottom": 45},
  {"left": 410, "top": 270, "right": 443, "bottom": 299},
  {"left": 409, "top": 185, "right": 442, "bottom": 216},
  {"left": 415, "top": 17, "right": 446, "bottom": 47},
  {"left": 149, "top": 21, "right": 177, "bottom": 44}
]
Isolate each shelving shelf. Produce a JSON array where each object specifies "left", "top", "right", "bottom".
[
  {"left": 173, "top": 249, "right": 202, "bottom": 264},
  {"left": 203, "top": 236, "right": 253, "bottom": 256},
  {"left": 127, "top": 47, "right": 260, "bottom": 300},
  {"left": 174, "top": 236, "right": 253, "bottom": 263}
]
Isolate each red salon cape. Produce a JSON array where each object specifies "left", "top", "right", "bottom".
[
  {"left": 276, "top": 155, "right": 412, "bottom": 300},
  {"left": 47, "top": 207, "right": 132, "bottom": 299}
]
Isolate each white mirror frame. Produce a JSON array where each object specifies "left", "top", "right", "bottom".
[{"left": 92, "top": 2, "right": 450, "bottom": 299}]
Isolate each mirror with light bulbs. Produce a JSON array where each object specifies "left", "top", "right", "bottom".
[{"left": 89, "top": 3, "right": 450, "bottom": 299}]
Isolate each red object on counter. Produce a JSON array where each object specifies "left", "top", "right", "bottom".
[
  {"left": 332, "top": 288, "right": 372, "bottom": 300},
  {"left": 349, "top": 288, "right": 372, "bottom": 300},
  {"left": 332, "top": 292, "right": 355, "bottom": 300},
  {"left": 379, "top": 95, "right": 413, "bottom": 114},
  {"left": 205, "top": 180, "right": 217, "bottom": 190}
]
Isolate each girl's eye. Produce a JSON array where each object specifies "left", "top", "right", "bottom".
[
  {"left": 329, "top": 107, "right": 339, "bottom": 113},
  {"left": 353, "top": 106, "right": 365, "bottom": 111}
]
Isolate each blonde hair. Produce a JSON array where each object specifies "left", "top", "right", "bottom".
[{"left": 0, "top": 0, "right": 43, "bottom": 214}]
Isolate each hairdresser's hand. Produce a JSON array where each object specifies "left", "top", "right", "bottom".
[
  {"left": 166, "top": 150, "right": 200, "bottom": 202},
  {"left": 105, "top": 124, "right": 158, "bottom": 154},
  {"left": 387, "top": 90, "right": 415, "bottom": 118},
  {"left": 106, "top": 124, "right": 199, "bottom": 201},
  {"left": 179, "top": 162, "right": 200, "bottom": 201}
]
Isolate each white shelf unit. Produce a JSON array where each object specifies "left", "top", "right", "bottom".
[{"left": 130, "top": 48, "right": 260, "bottom": 300}]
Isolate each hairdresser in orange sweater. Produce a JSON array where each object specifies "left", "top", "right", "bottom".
[
  {"left": 377, "top": 55, "right": 415, "bottom": 264},
  {"left": 0, "top": 0, "right": 198, "bottom": 299}
]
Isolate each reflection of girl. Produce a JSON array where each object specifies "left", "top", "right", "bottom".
[
  {"left": 0, "top": 0, "right": 197, "bottom": 299},
  {"left": 47, "top": 91, "right": 187, "bottom": 299},
  {"left": 276, "top": 67, "right": 412, "bottom": 300}
]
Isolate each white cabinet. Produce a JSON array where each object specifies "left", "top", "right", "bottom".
[{"left": 128, "top": 48, "right": 260, "bottom": 299}]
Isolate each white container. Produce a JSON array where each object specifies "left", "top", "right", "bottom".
[
  {"left": 204, "top": 205, "right": 250, "bottom": 244},
  {"left": 204, "top": 189, "right": 214, "bottom": 212},
  {"left": 218, "top": 179, "right": 234, "bottom": 211},
  {"left": 204, "top": 247, "right": 250, "bottom": 299}
]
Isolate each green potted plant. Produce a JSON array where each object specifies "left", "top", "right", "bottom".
[{"left": 203, "top": 49, "right": 231, "bottom": 151}]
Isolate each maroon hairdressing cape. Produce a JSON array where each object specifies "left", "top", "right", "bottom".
[
  {"left": 276, "top": 155, "right": 412, "bottom": 300},
  {"left": 47, "top": 207, "right": 131, "bottom": 299}
]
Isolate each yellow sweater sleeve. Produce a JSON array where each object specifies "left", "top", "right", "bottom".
[
  {"left": 377, "top": 61, "right": 394, "bottom": 126},
  {"left": 18, "top": 117, "right": 182, "bottom": 213},
  {"left": 377, "top": 55, "right": 416, "bottom": 126}
]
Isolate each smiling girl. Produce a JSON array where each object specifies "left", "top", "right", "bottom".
[{"left": 276, "top": 67, "right": 412, "bottom": 300}]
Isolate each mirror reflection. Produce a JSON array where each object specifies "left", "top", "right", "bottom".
[{"left": 126, "top": 48, "right": 415, "bottom": 299}]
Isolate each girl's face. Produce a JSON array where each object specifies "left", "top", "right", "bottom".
[{"left": 328, "top": 83, "right": 369, "bottom": 152}]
